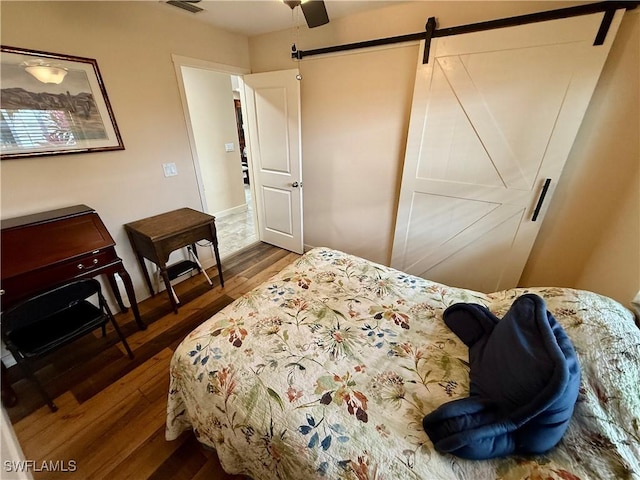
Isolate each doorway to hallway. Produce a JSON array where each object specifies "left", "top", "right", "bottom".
[
  {"left": 174, "top": 57, "right": 259, "bottom": 261},
  {"left": 173, "top": 57, "right": 304, "bottom": 260}
]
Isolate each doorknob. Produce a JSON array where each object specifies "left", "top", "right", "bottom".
[{"left": 291, "top": 181, "right": 301, "bottom": 188}]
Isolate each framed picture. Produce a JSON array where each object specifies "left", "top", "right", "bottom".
[{"left": 0, "top": 46, "right": 124, "bottom": 159}]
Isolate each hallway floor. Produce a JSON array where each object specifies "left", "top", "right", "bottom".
[{"left": 215, "top": 185, "right": 257, "bottom": 259}]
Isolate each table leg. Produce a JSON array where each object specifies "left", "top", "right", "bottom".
[
  {"left": 214, "top": 245, "right": 224, "bottom": 287},
  {"left": 136, "top": 253, "right": 155, "bottom": 297},
  {"left": 118, "top": 268, "right": 147, "bottom": 330},
  {"left": 210, "top": 224, "right": 224, "bottom": 287},
  {"left": 106, "top": 273, "right": 128, "bottom": 313},
  {"left": 160, "top": 267, "right": 179, "bottom": 314},
  {"left": 126, "top": 230, "right": 156, "bottom": 297}
]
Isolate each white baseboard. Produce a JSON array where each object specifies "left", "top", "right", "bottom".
[{"left": 214, "top": 203, "right": 248, "bottom": 219}]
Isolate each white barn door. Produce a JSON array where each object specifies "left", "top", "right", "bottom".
[
  {"left": 241, "top": 69, "right": 303, "bottom": 254},
  {"left": 391, "top": 11, "right": 623, "bottom": 292}
]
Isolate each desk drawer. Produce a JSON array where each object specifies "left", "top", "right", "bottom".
[
  {"left": 1, "top": 249, "right": 120, "bottom": 308},
  {"left": 48, "top": 249, "right": 119, "bottom": 280},
  {"left": 73, "top": 250, "right": 116, "bottom": 273}
]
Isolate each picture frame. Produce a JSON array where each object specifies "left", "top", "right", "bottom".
[{"left": 0, "top": 46, "right": 124, "bottom": 159}]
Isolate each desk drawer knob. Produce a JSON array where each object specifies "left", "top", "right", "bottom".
[{"left": 77, "top": 259, "right": 99, "bottom": 270}]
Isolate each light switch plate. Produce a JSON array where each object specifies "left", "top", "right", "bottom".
[
  {"left": 162, "top": 162, "right": 178, "bottom": 177},
  {"left": 225, "top": 143, "right": 235, "bottom": 152}
]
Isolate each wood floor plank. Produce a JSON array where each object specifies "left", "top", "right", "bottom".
[
  {"left": 146, "top": 434, "right": 209, "bottom": 480},
  {"left": 192, "top": 453, "right": 248, "bottom": 480},
  {"left": 118, "top": 290, "right": 231, "bottom": 351},
  {"left": 76, "top": 397, "right": 167, "bottom": 480},
  {"left": 16, "top": 349, "right": 173, "bottom": 460},
  {"left": 225, "top": 252, "right": 300, "bottom": 298},
  {"left": 12, "top": 391, "right": 80, "bottom": 443},
  {"left": 33, "top": 351, "right": 173, "bottom": 478},
  {"left": 37, "top": 392, "right": 160, "bottom": 479},
  {"left": 233, "top": 247, "right": 292, "bottom": 281},
  {"left": 100, "top": 427, "right": 186, "bottom": 480}
]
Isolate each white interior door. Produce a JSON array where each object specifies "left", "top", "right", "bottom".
[
  {"left": 241, "top": 69, "right": 303, "bottom": 254},
  {"left": 391, "top": 11, "right": 623, "bottom": 292}
]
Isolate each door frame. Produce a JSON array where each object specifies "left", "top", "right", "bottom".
[
  {"left": 171, "top": 54, "right": 255, "bottom": 211},
  {"left": 171, "top": 54, "right": 253, "bottom": 217}
]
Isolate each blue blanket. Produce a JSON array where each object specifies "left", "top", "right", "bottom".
[{"left": 422, "top": 293, "right": 580, "bottom": 460}]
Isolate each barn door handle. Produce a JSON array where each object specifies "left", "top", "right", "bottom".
[{"left": 532, "top": 178, "right": 552, "bottom": 222}]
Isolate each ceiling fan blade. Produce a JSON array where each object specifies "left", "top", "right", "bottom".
[
  {"left": 300, "top": 1, "right": 329, "bottom": 28},
  {"left": 166, "top": 0, "right": 203, "bottom": 13}
]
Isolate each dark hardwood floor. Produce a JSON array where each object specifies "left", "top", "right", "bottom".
[{"left": 5, "top": 242, "right": 300, "bottom": 480}]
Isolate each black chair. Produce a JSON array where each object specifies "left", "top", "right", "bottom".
[{"left": 1, "top": 278, "right": 134, "bottom": 412}]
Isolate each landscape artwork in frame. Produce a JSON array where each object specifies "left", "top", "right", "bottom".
[{"left": 0, "top": 46, "right": 124, "bottom": 159}]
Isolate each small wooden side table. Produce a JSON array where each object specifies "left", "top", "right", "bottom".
[{"left": 125, "top": 208, "right": 224, "bottom": 313}]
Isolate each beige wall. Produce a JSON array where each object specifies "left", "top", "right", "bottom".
[
  {"left": 249, "top": 1, "right": 639, "bottom": 305},
  {"left": 520, "top": 11, "right": 640, "bottom": 304},
  {"left": 0, "top": 1, "right": 250, "bottom": 303},
  {"left": 181, "top": 67, "right": 246, "bottom": 216}
]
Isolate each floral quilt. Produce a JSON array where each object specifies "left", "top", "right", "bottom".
[{"left": 166, "top": 248, "right": 640, "bottom": 480}]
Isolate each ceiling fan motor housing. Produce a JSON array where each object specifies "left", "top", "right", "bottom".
[{"left": 284, "top": 0, "right": 329, "bottom": 28}]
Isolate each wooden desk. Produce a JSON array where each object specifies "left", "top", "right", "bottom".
[
  {"left": 1, "top": 205, "right": 145, "bottom": 408},
  {"left": 1, "top": 205, "right": 145, "bottom": 330},
  {"left": 125, "top": 208, "right": 224, "bottom": 313}
]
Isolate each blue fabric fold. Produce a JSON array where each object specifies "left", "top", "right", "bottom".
[{"left": 422, "top": 294, "right": 580, "bottom": 459}]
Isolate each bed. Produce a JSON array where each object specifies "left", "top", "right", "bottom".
[{"left": 166, "top": 247, "right": 640, "bottom": 480}]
